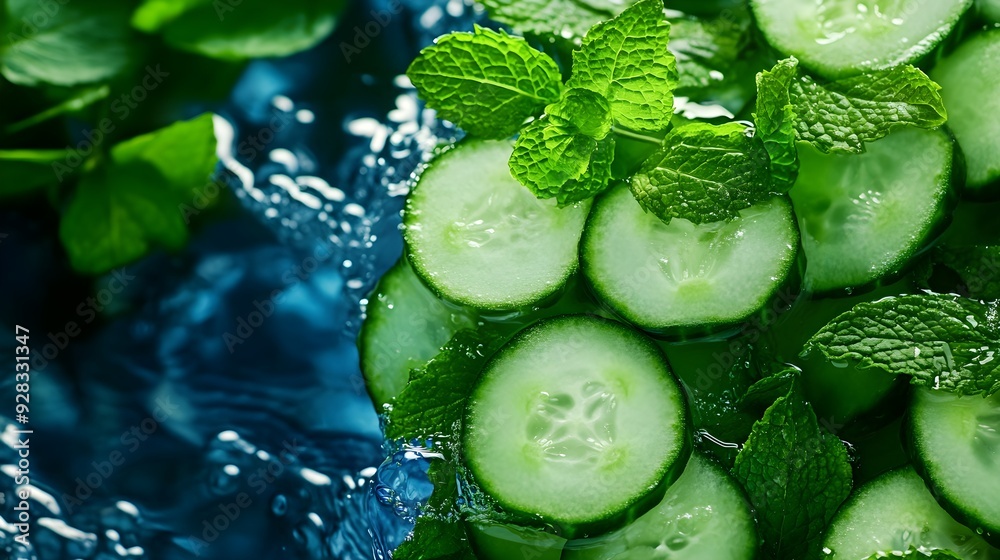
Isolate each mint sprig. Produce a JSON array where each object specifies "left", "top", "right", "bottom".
[
  {"left": 407, "top": 26, "right": 563, "bottom": 140},
  {"left": 732, "top": 380, "right": 853, "bottom": 560},
  {"left": 476, "top": 0, "right": 613, "bottom": 39},
  {"left": 803, "top": 294, "right": 1000, "bottom": 397},
  {"left": 754, "top": 58, "right": 800, "bottom": 190},
  {"left": 567, "top": 0, "right": 678, "bottom": 134},
  {"left": 631, "top": 122, "right": 773, "bottom": 224},
  {"left": 755, "top": 58, "right": 948, "bottom": 155},
  {"left": 509, "top": 88, "right": 616, "bottom": 205}
]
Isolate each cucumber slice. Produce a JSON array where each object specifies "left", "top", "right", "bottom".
[
  {"left": 358, "top": 258, "right": 477, "bottom": 407},
  {"left": 750, "top": 0, "right": 972, "bottom": 78},
  {"left": 790, "top": 127, "right": 959, "bottom": 295},
  {"left": 908, "top": 388, "right": 1000, "bottom": 545},
  {"left": 463, "top": 316, "right": 690, "bottom": 537},
  {"left": 564, "top": 453, "right": 758, "bottom": 560},
  {"left": 404, "top": 140, "right": 590, "bottom": 312},
  {"left": 581, "top": 185, "right": 800, "bottom": 337},
  {"left": 822, "top": 467, "right": 1000, "bottom": 559},
  {"left": 932, "top": 30, "right": 1000, "bottom": 198}
]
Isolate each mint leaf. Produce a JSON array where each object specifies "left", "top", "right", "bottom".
[
  {"left": 139, "top": 0, "right": 343, "bottom": 60},
  {"left": 0, "top": 150, "right": 63, "bottom": 198},
  {"left": 567, "top": 0, "right": 678, "bottom": 133},
  {"left": 59, "top": 114, "right": 218, "bottom": 275},
  {"left": 509, "top": 88, "right": 616, "bottom": 204},
  {"left": 407, "top": 26, "right": 563, "bottom": 139},
  {"left": 791, "top": 65, "right": 947, "bottom": 154},
  {"left": 803, "top": 294, "right": 1000, "bottom": 397},
  {"left": 394, "top": 460, "right": 476, "bottom": 560},
  {"left": 2, "top": 0, "right": 132, "bottom": 86},
  {"left": 732, "top": 382, "right": 853, "bottom": 560},
  {"left": 754, "top": 58, "right": 799, "bottom": 190},
  {"left": 739, "top": 367, "right": 796, "bottom": 411},
  {"left": 385, "top": 328, "right": 505, "bottom": 441},
  {"left": 630, "top": 122, "right": 772, "bottom": 225},
  {"left": 477, "top": 0, "right": 612, "bottom": 39}
]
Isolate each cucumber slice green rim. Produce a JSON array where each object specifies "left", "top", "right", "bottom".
[
  {"left": 908, "top": 388, "right": 1000, "bottom": 546},
  {"left": 932, "top": 29, "right": 1000, "bottom": 198},
  {"left": 563, "top": 453, "right": 759, "bottom": 560},
  {"left": 404, "top": 140, "right": 591, "bottom": 312},
  {"left": 822, "top": 466, "right": 1000, "bottom": 559},
  {"left": 581, "top": 185, "right": 801, "bottom": 338},
  {"left": 750, "top": 0, "right": 973, "bottom": 79},
  {"left": 463, "top": 315, "right": 690, "bottom": 538},
  {"left": 358, "top": 258, "right": 478, "bottom": 407},
  {"left": 790, "top": 127, "right": 960, "bottom": 296}
]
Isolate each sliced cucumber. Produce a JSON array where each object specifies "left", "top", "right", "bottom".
[
  {"left": 750, "top": 0, "right": 972, "bottom": 78},
  {"left": 790, "top": 127, "right": 959, "bottom": 295},
  {"left": 581, "top": 185, "right": 800, "bottom": 337},
  {"left": 932, "top": 30, "right": 1000, "bottom": 198},
  {"left": 564, "top": 453, "right": 758, "bottom": 560},
  {"left": 908, "top": 388, "right": 1000, "bottom": 545},
  {"left": 358, "top": 258, "right": 477, "bottom": 407},
  {"left": 822, "top": 467, "right": 1000, "bottom": 559},
  {"left": 404, "top": 140, "right": 590, "bottom": 312},
  {"left": 463, "top": 316, "right": 690, "bottom": 537}
]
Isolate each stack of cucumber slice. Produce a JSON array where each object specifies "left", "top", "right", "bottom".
[{"left": 357, "top": 0, "right": 1000, "bottom": 557}]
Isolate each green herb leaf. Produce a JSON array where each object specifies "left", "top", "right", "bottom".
[
  {"left": 509, "top": 88, "right": 616, "bottom": 204},
  {"left": 385, "top": 328, "right": 505, "bottom": 441},
  {"left": 567, "top": 0, "right": 678, "bottom": 133},
  {"left": 732, "top": 382, "right": 853, "bottom": 560},
  {"left": 630, "top": 122, "right": 772, "bottom": 225},
  {"left": 739, "top": 367, "right": 796, "bottom": 411},
  {"left": 791, "top": 65, "right": 947, "bottom": 154},
  {"left": 138, "top": 0, "right": 343, "bottom": 60},
  {"left": 0, "top": 150, "right": 64, "bottom": 198},
  {"left": 754, "top": 58, "right": 799, "bottom": 190},
  {"left": 477, "top": 0, "right": 612, "bottom": 39},
  {"left": 2, "top": 0, "right": 132, "bottom": 86},
  {"left": 59, "top": 114, "right": 218, "bottom": 275},
  {"left": 394, "top": 460, "right": 476, "bottom": 560},
  {"left": 407, "top": 26, "right": 563, "bottom": 139},
  {"left": 803, "top": 294, "right": 1000, "bottom": 397}
]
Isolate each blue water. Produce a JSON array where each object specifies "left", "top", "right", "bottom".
[{"left": 0, "top": 0, "right": 479, "bottom": 557}]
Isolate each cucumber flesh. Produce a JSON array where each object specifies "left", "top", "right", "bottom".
[
  {"left": 750, "top": 0, "right": 972, "bottom": 78},
  {"left": 790, "top": 127, "right": 957, "bottom": 295},
  {"left": 909, "top": 388, "right": 1000, "bottom": 544},
  {"left": 932, "top": 30, "right": 1000, "bottom": 196},
  {"left": 564, "top": 453, "right": 758, "bottom": 560},
  {"left": 822, "top": 467, "right": 1000, "bottom": 559},
  {"left": 358, "top": 259, "right": 477, "bottom": 407},
  {"left": 581, "top": 185, "right": 800, "bottom": 336},
  {"left": 463, "top": 316, "right": 689, "bottom": 537},
  {"left": 404, "top": 140, "right": 590, "bottom": 311}
]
